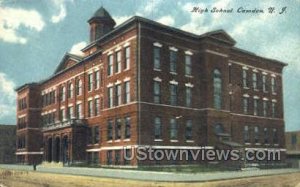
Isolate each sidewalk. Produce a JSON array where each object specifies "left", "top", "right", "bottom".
[{"left": 0, "top": 164, "right": 299, "bottom": 182}]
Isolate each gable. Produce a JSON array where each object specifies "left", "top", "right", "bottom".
[
  {"left": 206, "top": 30, "right": 236, "bottom": 46},
  {"left": 62, "top": 59, "right": 77, "bottom": 70},
  {"left": 54, "top": 53, "right": 83, "bottom": 74}
]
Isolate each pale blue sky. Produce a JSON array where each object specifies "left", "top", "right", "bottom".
[{"left": 0, "top": 0, "right": 299, "bottom": 131}]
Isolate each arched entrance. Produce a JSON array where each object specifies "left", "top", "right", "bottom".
[
  {"left": 54, "top": 137, "right": 60, "bottom": 162},
  {"left": 62, "top": 136, "right": 69, "bottom": 164},
  {"left": 47, "top": 138, "right": 52, "bottom": 162}
]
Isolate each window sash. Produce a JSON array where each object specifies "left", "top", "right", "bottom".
[
  {"left": 108, "top": 87, "right": 113, "bottom": 108},
  {"left": 125, "top": 47, "right": 130, "bottom": 69},
  {"left": 170, "top": 84, "right": 177, "bottom": 105},
  {"left": 154, "top": 47, "right": 160, "bottom": 69},
  {"left": 186, "top": 87, "right": 192, "bottom": 107},
  {"left": 154, "top": 81, "right": 161, "bottom": 103},
  {"left": 185, "top": 120, "right": 192, "bottom": 140},
  {"left": 108, "top": 55, "right": 113, "bottom": 76},
  {"left": 154, "top": 117, "right": 162, "bottom": 139},
  {"left": 125, "top": 117, "right": 131, "bottom": 139},
  {"left": 116, "top": 51, "right": 121, "bottom": 73},
  {"left": 170, "top": 119, "right": 178, "bottom": 140},
  {"left": 115, "top": 84, "right": 122, "bottom": 106},
  {"left": 185, "top": 55, "right": 192, "bottom": 76},
  {"left": 170, "top": 51, "right": 177, "bottom": 72},
  {"left": 94, "top": 98, "right": 100, "bottom": 116},
  {"left": 88, "top": 100, "right": 93, "bottom": 117},
  {"left": 124, "top": 81, "right": 130, "bottom": 104},
  {"left": 95, "top": 71, "right": 100, "bottom": 89}
]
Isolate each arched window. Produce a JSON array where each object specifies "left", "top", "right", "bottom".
[{"left": 213, "top": 69, "right": 222, "bottom": 110}]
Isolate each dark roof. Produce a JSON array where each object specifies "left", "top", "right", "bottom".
[
  {"left": 83, "top": 15, "right": 287, "bottom": 67},
  {"left": 17, "top": 10, "right": 287, "bottom": 91},
  {"left": 93, "top": 6, "right": 112, "bottom": 18},
  {"left": 15, "top": 82, "right": 39, "bottom": 92},
  {"left": 88, "top": 6, "right": 115, "bottom": 24}
]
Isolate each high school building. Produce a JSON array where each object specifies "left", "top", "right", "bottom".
[{"left": 16, "top": 7, "right": 287, "bottom": 166}]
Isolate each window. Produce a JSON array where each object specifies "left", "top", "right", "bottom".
[
  {"left": 254, "top": 99, "right": 258, "bottom": 116},
  {"left": 67, "top": 106, "right": 73, "bottom": 119},
  {"left": 60, "top": 109, "right": 65, "bottom": 121},
  {"left": 185, "top": 55, "right": 192, "bottom": 76},
  {"left": 17, "top": 136, "right": 26, "bottom": 149},
  {"left": 88, "top": 100, "right": 93, "bottom": 117},
  {"left": 18, "top": 97, "right": 27, "bottom": 110},
  {"left": 154, "top": 117, "right": 162, "bottom": 139},
  {"left": 213, "top": 69, "right": 222, "bottom": 110},
  {"left": 291, "top": 134, "right": 297, "bottom": 145},
  {"left": 252, "top": 72, "right": 257, "bottom": 90},
  {"left": 214, "top": 123, "right": 224, "bottom": 134},
  {"left": 170, "top": 50, "right": 177, "bottom": 73},
  {"left": 88, "top": 73, "right": 93, "bottom": 91},
  {"left": 254, "top": 126, "right": 259, "bottom": 144},
  {"left": 67, "top": 83, "right": 73, "bottom": 98},
  {"left": 124, "top": 81, "right": 130, "bottom": 104},
  {"left": 243, "top": 97, "right": 249, "bottom": 114},
  {"left": 185, "top": 120, "right": 192, "bottom": 140},
  {"left": 153, "top": 81, "right": 161, "bottom": 104},
  {"left": 76, "top": 103, "right": 82, "bottom": 118},
  {"left": 186, "top": 87, "right": 192, "bottom": 107},
  {"left": 18, "top": 117, "right": 26, "bottom": 129},
  {"left": 60, "top": 86, "right": 65, "bottom": 101},
  {"left": 76, "top": 79, "right": 82, "bottom": 96},
  {"left": 264, "top": 128, "right": 269, "bottom": 144},
  {"left": 115, "top": 84, "right": 122, "bottom": 106},
  {"left": 95, "top": 71, "right": 100, "bottom": 89},
  {"left": 262, "top": 75, "right": 267, "bottom": 92},
  {"left": 273, "top": 128, "right": 278, "bottom": 144},
  {"left": 94, "top": 126, "right": 100, "bottom": 144},
  {"left": 94, "top": 98, "right": 100, "bottom": 116},
  {"left": 243, "top": 69, "right": 248, "bottom": 88},
  {"left": 153, "top": 47, "right": 160, "bottom": 69},
  {"left": 125, "top": 117, "right": 131, "bottom": 139},
  {"left": 108, "top": 55, "right": 113, "bottom": 76},
  {"left": 170, "top": 84, "right": 177, "bottom": 106},
  {"left": 88, "top": 127, "right": 93, "bottom": 144},
  {"left": 125, "top": 47, "right": 130, "bottom": 69},
  {"left": 115, "top": 118, "right": 121, "bottom": 140},
  {"left": 107, "top": 120, "right": 113, "bottom": 141},
  {"left": 93, "top": 152, "right": 99, "bottom": 164},
  {"left": 271, "top": 77, "right": 276, "bottom": 93},
  {"left": 115, "top": 150, "right": 121, "bottom": 165},
  {"left": 107, "top": 150, "right": 112, "bottom": 165},
  {"left": 244, "top": 126, "right": 249, "bottom": 143},
  {"left": 108, "top": 87, "right": 113, "bottom": 108},
  {"left": 263, "top": 101, "right": 268, "bottom": 117},
  {"left": 116, "top": 51, "right": 121, "bottom": 73},
  {"left": 170, "top": 118, "right": 178, "bottom": 140},
  {"left": 271, "top": 102, "right": 276, "bottom": 118}
]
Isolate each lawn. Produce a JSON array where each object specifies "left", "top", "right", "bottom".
[{"left": 1, "top": 168, "right": 300, "bottom": 187}]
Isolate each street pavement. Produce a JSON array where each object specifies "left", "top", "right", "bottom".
[{"left": 0, "top": 164, "right": 299, "bottom": 182}]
